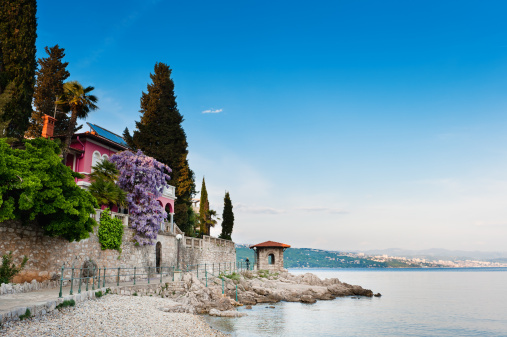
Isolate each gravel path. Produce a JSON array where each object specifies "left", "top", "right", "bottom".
[{"left": 0, "top": 295, "right": 228, "bottom": 337}]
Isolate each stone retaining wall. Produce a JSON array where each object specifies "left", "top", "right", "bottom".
[{"left": 0, "top": 220, "right": 236, "bottom": 284}]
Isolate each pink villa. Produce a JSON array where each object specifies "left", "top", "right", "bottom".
[{"left": 42, "top": 114, "right": 176, "bottom": 229}]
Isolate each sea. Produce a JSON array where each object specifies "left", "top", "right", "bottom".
[{"left": 204, "top": 268, "right": 507, "bottom": 336}]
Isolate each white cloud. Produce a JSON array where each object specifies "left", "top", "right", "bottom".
[
  {"left": 202, "top": 108, "right": 223, "bottom": 114},
  {"left": 296, "top": 207, "right": 349, "bottom": 214},
  {"left": 234, "top": 203, "right": 285, "bottom": 215}
]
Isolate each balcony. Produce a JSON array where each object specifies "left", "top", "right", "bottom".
[{"left": 162, "top": 185, "right": 176, "bottom": 199}]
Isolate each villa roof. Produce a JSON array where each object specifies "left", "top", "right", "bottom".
[
  {"left": 87, "top": 123, "right": 128, "bottom": 147},
  {"left": 250, "top": 241, "right": 291, "bottom": 249}
]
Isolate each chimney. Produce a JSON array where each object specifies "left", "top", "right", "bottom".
[{"left": 41, "top": 114, "right": 56, "bottom": 138}]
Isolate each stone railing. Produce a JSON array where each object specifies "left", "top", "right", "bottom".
[
  {"left": 159, "top": 221, "right": 183, "bottom": 236},
  {"left": 203, "top": 235, "right": 235, "bottom": 248},
  {"left": 91, "top": 209, "right": 129, "bottom": 226},
  {"left": 162, "top": 185, "right": 176, "bottom": 198}
]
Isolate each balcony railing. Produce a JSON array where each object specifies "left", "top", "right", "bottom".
[
  {"left": 162, "top": 185, "right": 176, "bottom": 198},
  {"left": 91, "top": 209, "right": 129, "bottom": 227}
]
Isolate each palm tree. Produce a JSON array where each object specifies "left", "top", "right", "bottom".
[
  {"left": 58, "top": 81, "right": 98, "bottom": 161},
  {"left": 88, "top": 159, "right": 127, "bottom": 209}
]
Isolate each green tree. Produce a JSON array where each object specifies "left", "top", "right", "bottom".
[
  {"left": 26, "top": 45, "right": 70, "bottom": 138},
  {"left": 0, "top": 82, "right": 15, "bottom": 138},
  {"left": 88, "top": 160, "right": 126, "bottom": 209},
  {"left": 0, "top": 137, "right": 98, "bottom": 241},
  {"left": 124, "top": 62, "right": 195, "bottom": 233},
  {"left": 219, "top": 191, "right": 234, "bottom": 241},
  {"left": 57, "top": 81, "right": 98, "bottom": 162},
  {"left": 197, "top": 177, "right": 217, "bottom": 236},
  {"left": 0, "top": 0, "right": 37, "bottom": 139}
]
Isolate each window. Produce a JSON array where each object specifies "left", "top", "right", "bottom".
[{"left": 91, "top": 151, "right": 101, "bottom": 172}]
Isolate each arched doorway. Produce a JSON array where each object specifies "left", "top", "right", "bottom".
[
  {"left": 156, "top": 242, "right": 162, "bottom": 273},
  {"left": 165, "top": 203, "right": 172, "bottom": 213},
  {"left": 268, "top": 254, "right": 275, "bottom": 265}
]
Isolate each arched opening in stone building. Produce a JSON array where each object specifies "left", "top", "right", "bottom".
[
  {"left": 268, "top": 253, "right": 275, "bottom": 265},
  {"left": 156, "top": 242, "right": 162, "bottom": 273}
]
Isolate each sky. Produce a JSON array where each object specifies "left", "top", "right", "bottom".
[{"left": 37, "top": 0, "right": 507, "bottom": 251}]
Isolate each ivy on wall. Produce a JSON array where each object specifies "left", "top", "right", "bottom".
[{"left": 98, "top": 209, "right": 123, "bottom": 252}]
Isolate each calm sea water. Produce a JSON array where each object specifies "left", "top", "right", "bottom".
[{"left": 204, "top": 268, "right": 507, "bottom": 336}]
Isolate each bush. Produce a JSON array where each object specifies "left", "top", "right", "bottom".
[
  {"left": 56, "top": 299, "right": 75, "bottom": 310},
  {"left": 19, "top": 308, "right": 31, "bottom": 320},
  {"left": 95, "top": 290, "right": 103, "bottom": 298},
  {"left": 98, "top": 208, "right": 123, "bottom": 251},
  {"left": 0, "top": 138, "right": 98, "bottom": 241},
  {"left": 0, "top": 251, "right": 28, "bottom": 284}
]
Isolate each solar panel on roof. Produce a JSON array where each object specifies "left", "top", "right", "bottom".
[{"left": 87, "top": 123, "right": 128, "bottom": 147}]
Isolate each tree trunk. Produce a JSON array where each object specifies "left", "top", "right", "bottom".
[{"left": 61, "top": 108, "right": 78, "bottom": 163}]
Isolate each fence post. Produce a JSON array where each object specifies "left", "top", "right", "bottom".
[
  {"left": 86, "top": 266, "right": 89, "bottom": 292},
  {"left": 222, "top": 278, "right": 224, "bottom": 294},
  {"left": 59, "top": 265, "right": 64, "bottom": 298},
  {"left": 70, "top": 266, "right": 74, "bottom": 295},
  {"left": 92, "top": 266, "right": 95, "bottom": 290},
  {"left": 148, "top": 266, "right": 150, "bottom": 284},
  {"left": 78, "top": 269, "right": 82, "bottom": 294},
  {"left": 205, "top": 269, "right": 208, "bottom": 287},
  {"left": 160, "top": 267, "right": 163, "bottom": 283},
  {"left": 236, "top": 284, "right": 238, "bottom": 302},
  {"left": 172, "top": 266, "right": 174, "bottom": 282},
  {"left": 117, "top": 267, "right": 120, "bottom": 286},
  {"left": 97, "top": 267, "right": 101, "bottom": 289},
  {"left": 103, "top": 267, "right": 106, "bottom": 288},
  {"left": 134, "top": 267, "right": 136, "bottom": 285},
  {"left": 197, "top": 265, "right": 199, "bottom": 279}
]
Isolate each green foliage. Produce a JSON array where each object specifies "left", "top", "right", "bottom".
[
  {"left": 95, "top": 290, "right": 103, "bottom": 298},
  {"left": 133, "top": 292, "right": 138, "bottom": 296},
  {"left": 19, "top": 308, "right": 31, "bottom": 320},
  {"left": 57, "top": 81, "right": 98, "bottom": 162},
  {"left": 125, "top": 63, "right": 195, "bottom": 233},
  {"left": 89, "top": 160, "right": 126, "bottom": 209},
  {"left": 219, "top": 191, "right": 234, "bottom": 240},
  {"left": 56, "top": 299, "right": 75, "bottom": 310},
  {"left": 219, "top": 272, "right": 241, "bottom": 281},
  {"left": 0, "top": 82, "right": 15, "bottom": 139},
  {"left": 105, "top": 288, "right": 111, "bottom": 295},
  {"left": 0, "top": 0, "right": 37, "bottom": 139},
  {"left": 197, "top": 178, "right": 217, "bottom": 236},
  {"left": 0, "top": 137, "right": 98, "bottom": 241},
  {"left": 26, "top": 45, "right": 71, "bottom": 138},
  {"left": 0, "top": 251, "right": 28, "bottom": 284},
  {"left": 98, "top": 208, "right": 123, "bottom": 251}
]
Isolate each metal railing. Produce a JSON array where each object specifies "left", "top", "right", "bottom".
[{"left": 57, "top": 261, "right": 253, "bottom": 298}]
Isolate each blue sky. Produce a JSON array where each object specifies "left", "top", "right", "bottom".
[{"left": 37, "top": 1, "right": 507, "bottom": 251}]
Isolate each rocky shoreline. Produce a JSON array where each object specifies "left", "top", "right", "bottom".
[{"left": 164, "top": 269, "right": 378, "bottom": 315}]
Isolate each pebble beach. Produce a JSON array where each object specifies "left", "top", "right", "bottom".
[{"left": 0, "top": 295, "right": 227, "bottom": 337}]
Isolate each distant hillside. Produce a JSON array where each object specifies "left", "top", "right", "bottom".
[
  {"left": 236, "top": 247, "right": 415, "bottom": 268},
  {"left": 361, "top": 248, "right": 507, "bottom": 262}
]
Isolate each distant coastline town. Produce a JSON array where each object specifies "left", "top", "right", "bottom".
[{"left": 235, "top": 245, "right": 507, "bottom": 268}]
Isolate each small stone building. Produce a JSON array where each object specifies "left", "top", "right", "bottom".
[{"left": 250, "top": 241, "right": 291, "bottom": 271}]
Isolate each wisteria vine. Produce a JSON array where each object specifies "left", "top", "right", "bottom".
[{"left": 110, "top": 150, "right": 171, "bottom": 245}]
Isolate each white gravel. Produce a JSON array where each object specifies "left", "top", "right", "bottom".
[{"left": 0, "top": 295, "right": 228, "bottom": 337}]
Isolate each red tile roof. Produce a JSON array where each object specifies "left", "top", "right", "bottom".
[{"left": 250, "top": 241, "right": 291, "bottom": 249}]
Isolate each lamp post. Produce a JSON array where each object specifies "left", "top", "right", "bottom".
[{"left": 176, "top": 234, "right": 182, "bottom": 271}]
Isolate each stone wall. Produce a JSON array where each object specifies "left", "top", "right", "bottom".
[
  {"left": 255, "top": 247, "right": 285, "bottom": 271},
  {"left": 0, "top": 220, "right": 236, "bottom": 283}
]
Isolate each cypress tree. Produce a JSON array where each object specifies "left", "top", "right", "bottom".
[
  {"left": 219, "top": 191, "right": 234, "bottom": 241},
  {"left": 0, "top": 0, "right": 37, "bottom": 139},
  {"left": 126, "top": 62, "right": 196, "bottom": 233},
  {"left": 199, "top": 178, "right": 209, "bottom": 236},
  {"left": 26, "top": 45, "right": 70, "bottom": 138}
]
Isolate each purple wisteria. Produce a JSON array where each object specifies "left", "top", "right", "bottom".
[{"left": 110, "top": 150, "right": 171, "bottom": 245}]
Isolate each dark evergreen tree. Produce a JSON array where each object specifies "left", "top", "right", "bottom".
[
  {"left": 126, "top": 62, "right": 196, "bottom": 233},
  {"left": 198, "top": 178, "right": 209, "bottom": 236},
  {"left": 26, "top": 45, "right": 70, "bottom": 138},
  {"left": 219, "top": 191, "right": 234, "bottom": 241},
  {"left": 0, "top": 0, "right": 37, "bottom": 139}
]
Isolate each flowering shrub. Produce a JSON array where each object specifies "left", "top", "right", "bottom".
[
  {"left": 110, "top": 150, "right": 171, "bottom": 245},
  {"left": 98, "top": 208, "right": 123, "bottom": 251}
]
